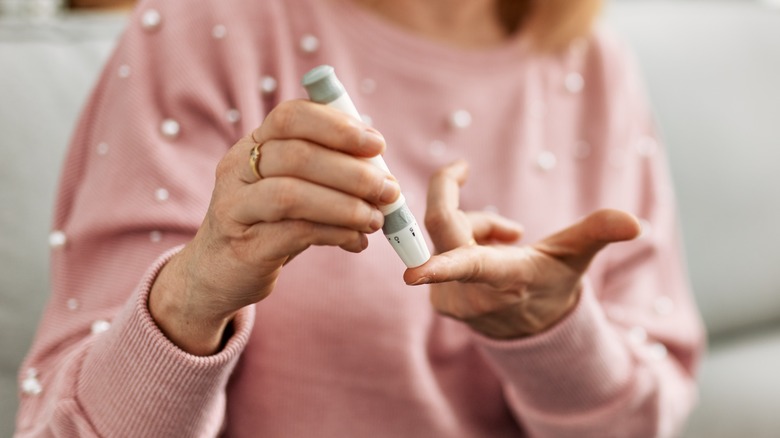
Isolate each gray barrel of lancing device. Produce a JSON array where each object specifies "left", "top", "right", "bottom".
[{"left": 301, "top": 65, "right": 431, "bottom": 268}]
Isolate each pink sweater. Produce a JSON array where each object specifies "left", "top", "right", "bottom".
[{"left": 16, "top": 0, "right": 705, "bottom": 436}]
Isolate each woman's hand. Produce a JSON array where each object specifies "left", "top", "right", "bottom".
[
  {"left": 404, "top": 160, "right": 641, "bottom": 339},
  {"left": 150, "top": 100, "right": 400, "bottom": 355}
]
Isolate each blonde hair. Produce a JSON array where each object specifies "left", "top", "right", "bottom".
[{"left": 499, "top": 0, "right": 603, "bottom": 51}]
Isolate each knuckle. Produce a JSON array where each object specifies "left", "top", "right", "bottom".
[
  {"left": 355, "top": 166, "right": 383, "bottom": 200},
  {"left": 333, "top": 119, "right": 363, "bottom": 151},
  {"left": 215, "top": 156, "right": 232, "bottom": 181},
  {"left": 288, "top": 220, "right": 316, "bottom": 240},
  {"left": 431, "top": 167, "right": 451, "bottom": 183},
  {"left": 348, "top": 201, "right": 372, "bottom": 228},
  {"left": 215, "top": 146, "right": 241, "bottom": 180},
  {"left": 208, "top": 196, "right": 232, "bottom": 226},
  {"left": 468, "top": 258, "right": 486, "bottom": 283},
  {"left": 205, "top": 200, "right": 247, "bottom": 249},
  {"left": 265, "top": 179, "right": 298, "bottom": 220},
  {"left": 268, "top": 101, "right": 299, "bottom": 136},
  {"left": 283, "top": 140, "right": 314, "bottom": 173},
  {"left": 425, "top": 208, "right": 451, "bottom": 231},
  {"left": 345, "top": 231, "right": 362, "bottom": 246}
]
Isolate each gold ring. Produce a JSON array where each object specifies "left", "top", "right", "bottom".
[{"left": 249, "top": 143, "right": 263, "bottom": 180}]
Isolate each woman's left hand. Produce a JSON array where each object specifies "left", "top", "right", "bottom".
[{"left": 404, "top": 160, "right": 642, "bottom": 339}]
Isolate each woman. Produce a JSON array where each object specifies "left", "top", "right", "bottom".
[{"left": 16, "top": 0, "right": 704, "bottom": 436}]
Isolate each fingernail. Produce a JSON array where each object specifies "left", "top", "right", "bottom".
[
  {"left": 361, "top": 128, "right": 386, "bottom": 153},
  {"left": 369, "top": 209, "right": 384, "bottom": 231},
  {"left": 379, "top": 178, "right": 400, "bottom": 204},
  {"left": 410, "top": 277, "right": 431, "bottom": 286}
]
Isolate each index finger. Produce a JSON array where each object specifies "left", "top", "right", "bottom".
[
  {"left": 403, "top": 245, "right": 533, "bottom": 290},
  {"left": 252, "top": 99, "right": 386, "bottom": 158},
  {"left": 425, "top": 159, "right": 472, "bottom": 251}
]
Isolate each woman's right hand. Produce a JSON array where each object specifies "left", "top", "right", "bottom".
[{"left": 149, "top": 100, "right": 400, "bottom": 355}]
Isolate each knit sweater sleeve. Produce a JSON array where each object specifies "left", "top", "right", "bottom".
[
  {"left": 14, "top": 1, "right": 269, "bottom": 436},
  {"left": 473, "top": 32, "right": 705, "bottom": 438}
]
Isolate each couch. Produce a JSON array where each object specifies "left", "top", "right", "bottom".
[{"left": 2, "top": 2, "right": 779, "bottom": 436}]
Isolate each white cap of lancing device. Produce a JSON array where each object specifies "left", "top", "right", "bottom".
[{"left": 301, "top": 65, "right": 432, "bottom": 268}]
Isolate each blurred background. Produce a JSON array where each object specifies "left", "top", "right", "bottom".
[{"left": 1, "top": 1, "right": 779, "bottom": 436}]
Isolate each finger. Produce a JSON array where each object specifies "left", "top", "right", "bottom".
[
  {"left": 466, "top": 211, "right": 524, "bottom": 244},
  {"left": 285, "top": 232, "right": 369, "bottom": 265},
  {"left": 534, "top": 209, "right": 641, "bottom": 274},
  {"left": 249, "top": 220, "right": 369, "bottom": 261},
  {"left": 404, "top": 245, "right": 534, "bottom": 290},
  {"left": 252, "top": 100, "right": 386, "bottom": 158},
  {"left": 259, "top": 139, "right": 400, "bottom": 206},
  {"left": 231, "top": 177, "right": 384, "bottom": 234},
  {"left": 425, "top": 159, "right": 472, "bottom": 251},
  {"left": 221, "top": 135, "right": 266, "bottom": 185}
]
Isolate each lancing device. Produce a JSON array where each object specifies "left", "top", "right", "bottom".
[{"left": 302, "top": 65, "right": 431, "bottom": 268}]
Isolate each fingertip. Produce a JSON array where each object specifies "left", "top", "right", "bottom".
[
  {"left": 501, "top": 219, "right": 525, "bottom": 240},
  {"left": 590, "top": 209, "right": 642, "bottom": 242},
  {"left": 449, "top": 159, "right": 470, "bottom": 182},
  {"left": 409, "top": 276, "right": 431, "bottom": 286},
  {"left": 360, "top": 127, "right": 386, "bottom": 157},
  {"left": 627, "top": 217, "right": 643, "bottom": 240},
  {"left": 451, "top": 158, "right": 469, "bottom": 169},
  {"left": 403, "top": 269, "right": 424, "bottom": 286},
  {"left": 341, "top": 233, "right": 369, "bottom": 253},
  {"left": 403, "top": 259, "right": 436, "bottom": 285}
]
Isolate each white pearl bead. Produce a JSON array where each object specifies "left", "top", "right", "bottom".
[
  {"left": 66, "top": 298, "right": 79, "bottom": 311},
  {"left": 96, "top": 142, "right": 109, "bottom": 156},
  {"left": 483, "top": 205, "right": 499, "bottom": 214},
  {"left": 449, "top": 109, "right": 472, "bottom": 129},
  {"left": 117, "top": 64, "right": 131, "bottom": 79},
  {"left": 428, "top": 140, "right": 446, "bottom": 157},
  {"left": 212, "top": 24, "right": 227, "bottom": 39},
  {"left": 564, "top": 72, "right": 585, "bottom": 94},
  {"left": 628, "top": 326, "right": 647, "bottom": 344},
  {"left": 259, "top": 75, "right": 278, "bottom": 95},
  {"left": 299, "top": 34, "right": 320, "bottom": 54},
  {"left": 149, "top": 230, "right": 163, "bottom": 243},
  {"left": 141, "top": 9, "right": 162, "bottom": 31},
  {"left": 160, "top": 119, "right": 180, "bottom": 139},
  {"left": 360, "top": 114, "right": 373, "bottom": 126},
  {"left": 155, "top": 188, "right": 170, "bottom": 202},
  {"left": 226, "top": 109, "right": 241, "bottom": 124},
  {"left": 91, "top": 319, "right": 111, "bottom": 335},
  {"left": 360, "top": 78, "right": 377, "bottom": 94},
  {"left": 536, "top": 150, "right": 557, "bottom": 171},
  {"left": 635, "top": 136, "right": 659, "bottom": 157},
  {"left": 48, "top": 230, "right": 67, "bottom": 249},
  {"left": 21, "top": 376, "right": 42, "bottom": 396},
  {"left": 654, "top": 296, "right": 675, "bottom": 316}
]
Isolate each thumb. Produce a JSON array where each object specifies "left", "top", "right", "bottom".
[{"left": 535, "top": 209, "right": 641, "bottom": 274}]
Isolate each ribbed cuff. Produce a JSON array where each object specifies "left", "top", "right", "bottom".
[
  {"left": 474, "top": 281, "right": 632, "bottom": 415},
  {"left": 76, "top": 246, "right": 256, "bottom": 437}
]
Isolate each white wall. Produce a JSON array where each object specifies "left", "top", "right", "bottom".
[{"left": 606, "top": 1, "right": 780, "bottom": 336}]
